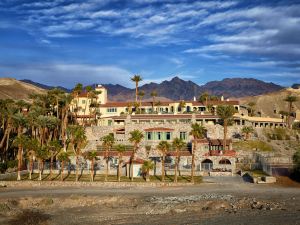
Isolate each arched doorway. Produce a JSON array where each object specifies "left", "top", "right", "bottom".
[{"left": 201, "top": 159, "right": 213, "bottom": 171}]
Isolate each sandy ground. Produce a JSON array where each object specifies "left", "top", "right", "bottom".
[{"left": 0, "top": 178, "right": 300, "bottom": 225}]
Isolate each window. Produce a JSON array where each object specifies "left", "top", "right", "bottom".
[
  {"left": 166, "top": 132, "right": 171, "bottom": 140},
  {"left": 180, "top": 132, "right": 186, "bottom": 140},
  {"left": 157, "top": 132, "right": 162, "bottom": 140},
  {"left": 82, "top": 100, "right": 86, "bottom": 104},
  {"left": 146, "top": 132, "right": 153, "bottom": 140},
  {"left": 107, "top": 108, "right": 117, "bottom": 113}
]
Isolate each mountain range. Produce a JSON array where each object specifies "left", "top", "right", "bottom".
[{"left": 20, "top": 76, "right": 284, "bottom": 101}]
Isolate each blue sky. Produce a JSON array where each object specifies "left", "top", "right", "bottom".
[{"left": 0, "top": 0, "right": 300, "bottom": 88}]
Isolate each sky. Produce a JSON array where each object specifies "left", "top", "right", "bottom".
[{"left": 0, "top": 0, "right": 300, "bottom": 88}]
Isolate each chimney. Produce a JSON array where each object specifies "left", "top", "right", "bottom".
[
  {"left": 221, "top": 96, "right": 224, "bottom": 101},
  {"left": 193, "top": 96, "right": 196, "bottom": 101}
]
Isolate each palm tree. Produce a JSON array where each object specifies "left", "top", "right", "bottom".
[
  {"left": 247, "top": 102, "right": 256, "bottom": 117},
  {"left": 138, "top": 91, "right": 145, "bottom": 113},
  {"left": 13, "top": 135, "right": 28, "bottom": 181},
  {"left": 157, "top": 141, "right": 171, "bottom": 182},
  {"left": 72, "top": 83, "right": 83, "bottom": 124},
  {"left": 12, "top": 112, "right": 27, "bottom": 181},
  {"left": 142, "top": 160, "right": 154, "bottom": 182},
  {"left": 48, "top": 140, "right": 62, "bottom": 180},
  {"left": 35, "top": 146, "right": 50, "bottom": 181},
  {"left": 86, "top": 151, "right": 98, "bottom": 182},
  {"left": 57, "top": 151, "right": 69, "bottom": 181},
  {"left": 178, "top": 100, "right": 186, "bottom": 113},
  {"left": 199, "top": 92, "right": 210, "bottom": 110},
  {"left": 48, "top": 88, "right": 65, "bottom": 120},
  {"left": 241, "top": 126, "right": 254, "bottom": 140},
  {"left": 102, "top": 133, "right": 115, "bottom": 181},
  {"left": 216, "top": 105, "right": 236, "bottom": 152},
  {"left": 131, "top": 75, "right": 142, "bottom": 102},
  {"left": 284, "top": 95, "right": 297, "bottom": 128},
  {"left": 128, "top": 130, "right": 144, "bottom": 181},
  {"left": 116, "top": 144, "right": 126, "bottom": 182},
  {"left": 25, "top": 138, "right": 39, "bottom": 180},
  {"left": 150, "top": 91, "right": 157, "bottom": 113},
  {"left": 189, "top": 123, "right": 207, "bottom": 183},
  {"left": 67, "top": 125, "right": 87, "bottom": 182},
  {"left": 172, "top": 138, "right": 186, "bottom": 183}
]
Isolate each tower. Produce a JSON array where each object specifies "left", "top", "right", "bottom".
[{"left": 95, "top": 84, "right": 107, "bottom": 104}]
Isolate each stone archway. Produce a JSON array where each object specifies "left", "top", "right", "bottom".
[{"left": 201, "top": 159, "right": 213, "bottom": 171}]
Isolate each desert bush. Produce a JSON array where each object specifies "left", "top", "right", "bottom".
[
  {"left": 0, "top": 162, "right": 7, "bottom": 173},
  {"left": 7, "top": 160, "right": 18, "bottom": 168},
  {"left": 291, "top": 149, "right": 300, "bottom": 181}
]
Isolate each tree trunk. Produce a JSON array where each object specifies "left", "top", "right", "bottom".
[
  {"left": 75, "top": 156, "right": 79, "bottom": 182},
  {"left": 135, "top": 83, "right": 138, "bottom": 102},
  {"left": 223, "top": 120, "right": 228, "bottom": 153},
  {"left": 50, "top": 156, "right": 53, "bottom": 180},
  {"left": 29, "top": 159, "right": 33, "bottom": 180},
  {"left": 91, "top": 159, "right": 94, "bottom": 182},
  {"left": 105, "top": 149, "right": 109, "bottom": 182},
  {"left": 17, "top": 144, "right": 22, "bottom": 181},
  {"left": 162, "top": 155, "right": 165, "bottom": 182},
  {"left": 38, "top": 160, "right": 43, "bottom": 181},
  {"left": 61, "top": 161, "right": 64, "bottom": 181},
  {"left": 174, "top": 150, "right": 178, "bottom": 183},
  {"left": 191, "top": 141, "right": 196, "bottom": 183},
  {"left": 288, "top": 103, "right": 292, "bottom": 129},
  {"left": 130, "top": 149, "right": 136, "bottom": 181},
  {"left": 118, "top": 155, "right": 122, "bottom": 182}
]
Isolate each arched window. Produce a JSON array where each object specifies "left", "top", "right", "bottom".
[{"left": 219, "top": 159, "right": 231, "bottom": 165}]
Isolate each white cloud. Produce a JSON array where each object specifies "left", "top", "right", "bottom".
[{"left": 0, "top": 63, "right": 133, "bottom": 88}]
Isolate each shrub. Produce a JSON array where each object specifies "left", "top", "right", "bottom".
[
  {"left": 7, "top": 160, "right": 18, "bottom": 168},
  {"left": 0, "top": 162, "right": 7, "bottom": 173}
]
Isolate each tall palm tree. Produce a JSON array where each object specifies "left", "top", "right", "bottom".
[
  {"left": 25, "top": 138, "right": 39, "bottom": 180},
  {"left": 150, "top": 91, "right": 157, "bottom": 113},
  {"left": 72, "top": 83, "right": 83, "bottom": 124},
  {"left": 57, "top": 151, "right": 69, "bottom": 181},
  {"left": 284, "top": 95, "right": 297, "bottom": 128},
  {"left": 142, "top": 160, "right": 154, "bottom": 182},
  {"left": 128, "top": 130, "right": 144, "bottom": 181},
  {"left": 138, "top": 91, "right": 145, "bottom": 113},
  {"left": 178, "top": 100, "right": 186, "bottom": 113},
  {"left": 116, "top": 144, "right": 126, "bottom": 182},
  {"left": 157, "top": 141, "right": 171, "bottom": 182},
  {"left": 13, "top": 135, "right": 28, "bottom": 181},
  {"left": 199, "top": 92, "right": 210, "bottom": 110},
  {"left": 102, "top": 133, "right": 115, "bottom": 181},
  {"left": 67, "top": 125, "right": 87, "bottom": 182},
  {"left": 216, "top": 105, "right": 236, "bottom": 152},
  {"left": 189, "top": 123, "right": 207, "bottom": 183},
  {"left": 172, "top": 138, "right": 186, "bottom": 183},
  {"left": 12, "top": 112, "right": 27, "bottom": 181},
  {"left": 86, "top": 150, "right": 97, "bottom": 182},
  {"left": 48, "top": 140, "right": 62, "bottom": 180},
  {"left": 131, "top": 75, "right": 142, "bottom": 102},
  {"left": 35, "top": 146, "right": 50, "bottom": 181}
]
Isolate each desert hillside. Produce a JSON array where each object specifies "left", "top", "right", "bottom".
[
  {"left": 0, "top": 78, "right": 45, "bottom": 101},
  {"left": 239, "top": 88, "right": 300, "bottom": 118}
]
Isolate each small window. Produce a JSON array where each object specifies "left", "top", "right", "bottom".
[
  {"left": 157, "top": 132, "right": 162, "bottom": 140},
  {"left": 147, "top": 132, "right": 152, "bottom": 140},
  {"left": 166, "top": 132, "right": 171, "bottom": 140},
  {"left": 180, "top": 132, "right": 187, "bottom": 140},
  {"left": 82, "top": 100, "right": 86, "bottom": 104}
]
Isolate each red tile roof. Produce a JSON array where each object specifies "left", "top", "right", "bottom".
[
  {"left": 100, "top": 100, "right": 239, "bottom": 107},
  {"left": 144, "top": 127, "right": 174, "bottom": 132}
]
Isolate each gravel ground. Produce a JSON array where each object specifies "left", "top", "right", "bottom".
[{"left": 0, "top": 180, "right": 300, "bottom": 225}]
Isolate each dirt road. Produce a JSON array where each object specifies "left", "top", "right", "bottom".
[{"left": 0, "top": 181, "right": 300, "bottom": 225}]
